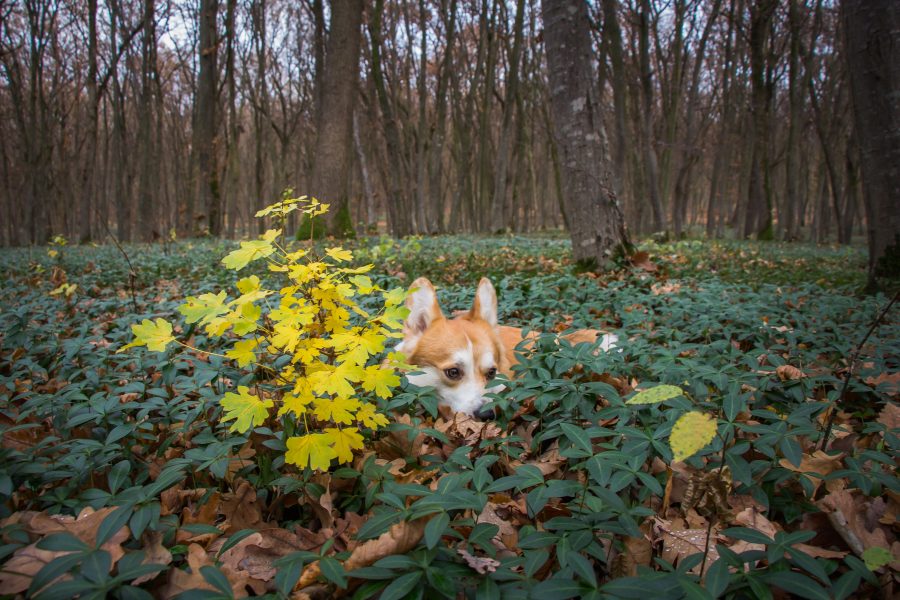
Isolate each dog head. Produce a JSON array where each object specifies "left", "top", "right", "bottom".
[{"left": 395, "top": 277, "right": 508, "bottom": 418}]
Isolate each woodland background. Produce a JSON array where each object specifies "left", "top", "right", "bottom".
[{"left": 0, "top": 0, "right": 875, "bottom": 247}]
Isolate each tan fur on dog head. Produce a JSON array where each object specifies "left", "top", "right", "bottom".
[{"left": 396, "top": 277, "right": 510, "bottom": 416}]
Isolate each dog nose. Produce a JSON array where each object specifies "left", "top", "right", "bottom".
[{"left": 474, "top": 405, "right": 495, "bottom": 420}]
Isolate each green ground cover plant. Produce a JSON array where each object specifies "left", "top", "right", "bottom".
[{"left": 0, "top": 233, "right": 896, "bottom": 599}]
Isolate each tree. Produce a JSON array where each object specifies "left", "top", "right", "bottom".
[
  {"left": 309, "top": 0, "right": 364, "bottom": 237},
  {"left": 843, "top": 0, "right": 900, "bottom": 288},
  {"left": 193, "top": 0, "right": 220, "bottom": 236},
  {"left": 541, "top": 0, "right": 630, "bottom": 268}
]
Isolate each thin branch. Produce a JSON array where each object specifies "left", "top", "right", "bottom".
[{"left": 819, "top": 291, "right": 899, "bottom": 451}]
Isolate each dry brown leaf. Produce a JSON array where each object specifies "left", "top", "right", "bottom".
[
  {"left": 134, "top": 530, "right": 173, "bottom": 585},
  {"left": 776, "top": 365, "right": 805, "bottom": 381},
  {"left": 876, "top": 402, "right": 900, "bottom": 430},
  {"left": 778, "top": 450, "right": 844, "bottom": 496},
  {"left": 0, "top": 543, "right": 72, "bottom": 595},
  {"left": 226, "top": 442, "right": 257, "bottom": 482},
  {"left": 817, "top": 489, "right": 893, "bottom": 557},
  {"left": 660, "top": 526, "right": 720, "bottom": 576},
  {"left": 867, "top": 373, "right": 900, "bottom": 397},
  {"left": 220, "top": 480, "right": 265, "bottom": 534},
  {"left": 733, "top": 507, "right": 778, "bottom": 539},
  {"left": 160, "top": 544, "right": 217, "bottom": 599},
  {"left": 343, "top": 516, "right": 431, "bottom": 572},
  {"left": 217, "top": 528, "right": 327, "bottom": 582},
  {"left": 610, "top": 533, "right": 652, "bottom": 577},
  {"left": 457, "top": 548, "right": 500, "bottom": 574}
]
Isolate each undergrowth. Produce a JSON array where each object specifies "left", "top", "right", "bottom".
[{"left": 0, "top": 234, "right": 896, "bottom": 599}]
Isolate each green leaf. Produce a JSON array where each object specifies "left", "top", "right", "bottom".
[
  {"left": 379, "top": 571, "right": 422, "bottom": 600},
  {"left": 319, "top": 556, "right": 348, "bottom": 588},
  {"left": 424, "top": 512, "right": 449, "bottom": 550},
  {"left": 626, "top": 385, "right": 684, "bottom": 405},
  {"left": 763, "top": 571, "right": 830, "bottom": 600},
  {"left": 560, "top": 423, "right": 594, "bottom": 455},
  {"left": 200, "top": 565, "right": 234, "bottom": 596},
  {"left": 532, "top": 576, "right": 585, "bottom": 599},
  {"left": 36, "top": 533, "right": 90, "bottom": 552},
  {"left": 217, "top": 529, "right": 257, "bottom": 557},
  {"left": 721, "top": 527, "right": 773, "bottom": 545},
  {"left": 96, "top": 505, "right": 133, "bottom": 547},
  {"left": 862, "top": 546, "right": 892, "bottom": 571}
]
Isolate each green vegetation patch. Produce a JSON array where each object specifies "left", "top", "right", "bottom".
[{"left": 0, "top": 236, "right": 896, "bottom": 598}]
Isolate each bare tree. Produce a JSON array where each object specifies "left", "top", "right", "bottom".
[
  {"left": 843, "top": 0, "right": 900, "bottom": 288},
  {"left": 541, "top": 0, "right": 631, "bottom": 268}
]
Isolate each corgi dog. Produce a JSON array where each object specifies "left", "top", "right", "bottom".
[{"left": 395, "top": 277, "right": 617, "bottom": 418}]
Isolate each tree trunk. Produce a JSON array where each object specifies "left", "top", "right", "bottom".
[
  {"left": 137, "top": 0, "right": 157, "bottom": 242},
  {"left": 541, "top": 0, "right": 631, "bottom": 269},
  {"left": 309, "top": 0, "right": 363, "bottom": 237},
  {"left": 843, "top": 0, "right": 900, "bottom": 287},
  {"left": 195, "top": 0, "right": 220, "bottom": 236},
  {"left": 743, "top": 0, "right": 776, "bottom": 239},
  {"left": 638, "top": 0, "right": 665, "bottom": 232}
]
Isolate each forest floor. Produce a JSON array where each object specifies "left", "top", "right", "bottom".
[{"left": 0, "top": 235, "right": 897, "bottom": 599}]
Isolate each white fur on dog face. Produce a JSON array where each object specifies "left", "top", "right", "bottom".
[{"left": 404, "top": 342, "right": 501, "bottom": 415}]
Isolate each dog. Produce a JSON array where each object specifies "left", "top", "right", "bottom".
[{"left": 395, "top": 277, "right": 617, "bottom": 418}]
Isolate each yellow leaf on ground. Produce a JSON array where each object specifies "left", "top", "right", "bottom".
[{"left": 670, "top": 412, "right": 717, "bottom": 462}]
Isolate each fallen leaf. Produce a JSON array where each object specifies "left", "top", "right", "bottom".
[
  {"left": 457, "top": 548, "right": 500, "bottom": 574},
  {"left": 778, "top": 450, "right": 844, "bottom": 496}
]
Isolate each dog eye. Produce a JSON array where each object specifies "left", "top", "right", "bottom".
[
  {"left": 444, "top": 367, "right": 462, "bottom": 380},
  {"left": 486, "top": 368, "right": 497, "bottom": 380}
]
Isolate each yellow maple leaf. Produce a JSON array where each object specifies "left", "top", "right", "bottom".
[
  {"left": 325, "top": 427, "right": 365, "bottom": 463},
  {"left": 278, "top": 390, "right": 315, "bottom": 417},
  {"left": 220, "top": 386, "right": 273, "bottom": 433},
  {"left": 179, "top": 291, "right": 229, "bottom": 325},
  {"left": 118, "top": 318, "right": 176, "bottom": 353},
  {"left": 221, "top": 231, "right": 280, "bottom": 271},
  {"left": 313, "top": 396, "right": 360, "bottom": 425},
  {"left": 355, "top": 402, "right": 389, "bottom": 429},
  {"left": 325, "top": 247, "right": 353, "bottom": 263},
  {"left": 236, "top": 275, "right": 261, "bottom": 294},
  {"left": 285, "top": 433, "right": 337, "bottom": 471},
  {"left": 226, "top": 339, "right": 258, "bottom": 367},
  {"left": 360, "top": 365, "right": 400, "bottom": 399},
  {"left": 670, "top": 411, "right": 718, "bottom": 462}
]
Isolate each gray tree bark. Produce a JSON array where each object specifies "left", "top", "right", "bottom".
[
  {"left": 843, "top": 0, "right": 900, "bottom": 287},
  {"left": 310, "top": 0, "right": 363, "bottom": 237},
  {"left": 541, "top": 0, "right": 631, "bottom": 268}
]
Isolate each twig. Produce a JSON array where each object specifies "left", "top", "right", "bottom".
[
  {"left": 97, "top": 214, "right": 139, "bottom": 313},
  {"left": 819, "top": 291, "right": 899, "bottom": 451}
]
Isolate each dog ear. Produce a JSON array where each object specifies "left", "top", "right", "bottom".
[
  {"left": 470, "top": 277, "right": 498, "bottom": 327},
  {"left": 404, "top": 277, "right": 443, "bottom": 338}
]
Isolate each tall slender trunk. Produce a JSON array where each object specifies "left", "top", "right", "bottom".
[
  {"left": 542, "top": 0, "right": 631, "bottom": 269},
  {"left": 195, "top": 0, "right": 220, "bottom": 236},
  {"left": 638, "top": 0, "right": 665, "bottom": 232},
  {"left": 490, "top": 0, "right": 526, "bottom": 232},
  {"left": 137, "top": 0, "right": 156, "bottom": 242}
]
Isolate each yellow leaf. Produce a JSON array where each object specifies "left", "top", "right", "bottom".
[
  {"left": 325, "top": 427, "right": 365, "bottom": 463},
  {"left": 325, "top": 247, "right": 353, "bottom": 263},
  {"left": 236, "top": 275, "right": 261, "bottom": 294},
  {"left": 118, "top": 318, "right": 176, "bottom": 353},
  {"left": 279, "top": 390, "right": 315, "bottom": 417},
  {"left": 670, "top": 412, "right": 718, "bottom": 462},
  {"left": 313, "top": 396, "right": 360, "bottom": 425},
  {"left": 179, "top": 291, "right": 229, "bottom": 325},
  {"left": 285, "top": 433, "right": 337, "bottom": 471},
  {"left": 382, "top": 287, "right": 408, "bottom": 307},
  {"left": 221, "top": 233, "right": 279, "bottom": 271},
  {"left": 226, "top": 339, "right": 258, "bottom": 367},
  {"left": 356, "top": 402, "right": 389, "bottom": 429},
  {"left": 360, "top": 365, "right": 400, "bottom": 399},
  {"left": 220, "top": 386, "right": 273, "bottom": 433}
]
